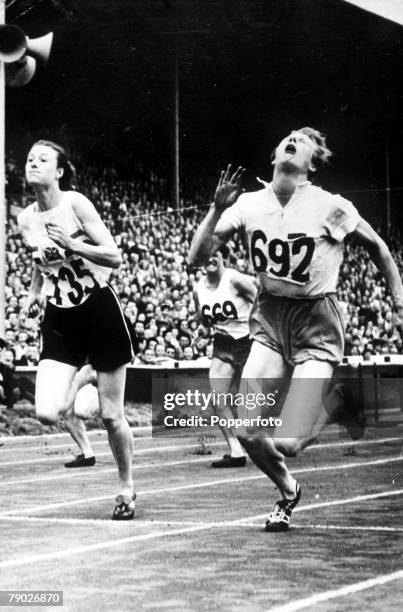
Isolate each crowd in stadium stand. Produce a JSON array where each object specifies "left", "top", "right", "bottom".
[{"left": 2, "top": 155, "right": 402, "bottom": 383}]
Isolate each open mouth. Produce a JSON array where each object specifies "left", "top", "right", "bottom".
[{"left": 285, "top": 143, "right": 296, "bottom": 154}]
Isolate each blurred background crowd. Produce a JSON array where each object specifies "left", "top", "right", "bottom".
[{"left": 1, "top": 149, "right": 402, "bottom": 403}]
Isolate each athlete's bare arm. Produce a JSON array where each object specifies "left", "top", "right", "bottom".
[
  {"left": 352, "top": 217, "right": 403, "bottom": 329},
  {"left": 24, "top": 265, "right": 45, "bottom": 314},
  {"left": 45, "top": 195, "right": 122, "bottom": 269},
  {"left": 193, "top": 289, "right": 210, "bottom": 335},
  {"left": 189, "top": 165, "right": 245, "bottom": 266},
  {"left": 193, "top": 290, "right": 201, "bottom": 318},
  {"left": 231, "top": 273, "right": 258, "bottom": 304}
]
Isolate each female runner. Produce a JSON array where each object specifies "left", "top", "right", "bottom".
[{"left": 18, "top": 140, "right": 135, "bottom": 520}]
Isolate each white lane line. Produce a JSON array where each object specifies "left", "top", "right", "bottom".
[
  {"left": 240, "top": 488, "right": 403, "bottom": 524},
  {"left": 266, "top": 569, "right": 403, "bottom": 612},
  {"left": 0, "top": 516, "right": 255, "bottom": 528},
  {"left": 0, "top": 524, "right": 221, "bottom": 569},
  {"left": 0, "top": 441, "right": 223, "bottom": 467},
  {"left": 0, "top": 437, "right": 154, "bottom": 454},
  {"left": 0, "top": 433, "right": 400, "bottom": 456},
  {"left": 0, "top": 426, "right": 151, "bottom": 444},
  {"left": 0, "top": 424, "right": 390, "bottom": 455},
  {"left": 0, "top": 435, "right": 399, "bottom": 487},
  {"left": 0, "top": 455, "right": 401, "bottom": 517},
  {"left": 0, "top": 489, "right": 402, "bottom": 570},
  {"left": 2, "top": 494, "right": 403, "bottom": 531},
  {"left": 1, "top": 434, "right": 401, "bottom": 468},
  {"left": 293, "top": 524, "right": 403, "bottom": 533},
  {"left": 0, "top": 456, "right": 218, "bottom": 487},
  {"left": 0, "top": 424, "right": 345, "bottom": 445},
  {"left": 306, "top": 436, "right": 402, "bottom": 451}
]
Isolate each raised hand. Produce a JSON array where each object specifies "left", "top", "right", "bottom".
[
  {"left": 214, "top": 164, "right": 245, "bottom": 211},
  {"left": 24, "top": 292, "right": 45, "bottom": 316}
]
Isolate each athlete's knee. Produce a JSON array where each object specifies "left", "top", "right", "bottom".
[
  {"left": 274, "top": 437, "right": 302, "bottom": 457},
  {"left": 237, "top": 432, "right": 263, "bottom": 450},
  {"left": 101, "top": 414, "right": 126, "bottom": 432},
  {"left": 101, "top": 399, "right": 125, "bottom": 429},
  {"left": 36, "top": 399, "right": 67, "bottom": 425}
]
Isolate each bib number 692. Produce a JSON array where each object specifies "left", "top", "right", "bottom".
[{"left": 251, "top": 230, "right": 315, "bottom": 283}]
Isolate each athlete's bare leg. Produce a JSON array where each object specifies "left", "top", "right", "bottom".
[
  {"left": 238, "top": 342, "right": 334, "bottom": 499},
  {"left": 98, "top": 364, "right": 133, "bottom": 498},
  {"left": 237, "top": 342, "right": 298, "bottom": 497},
  {"left": 35, "top": 359, "right": 78, "bottom": 424},
  {"left": 209, "top": 357, "right": 244, "bottom": 459},
  {"left": 64, "top": 365, "right": 97, "bottom": 458},
  {"left": 64, "top": 413, "right": 94, "bottom": 458}
]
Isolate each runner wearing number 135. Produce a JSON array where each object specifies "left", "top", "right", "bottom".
[
  {"left": 18, "top": 140, "right": 135, "bottom": 520},
  {"left": 190, "top": 127, "right": 403, "bottom": 531}
]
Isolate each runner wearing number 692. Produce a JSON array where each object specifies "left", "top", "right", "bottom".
[
  {"left": 189, "top": 127, "right": 403, "bottom": 531},
  {"left": 18, "top": 140, "right": 135, "bottom": 520}
]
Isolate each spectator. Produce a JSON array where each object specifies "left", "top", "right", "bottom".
[
  {"left": 5, "top": 150, "right": 402, "bottom": 363},
  {"left": 0, "top": 348, "right": 20, "bottom": 409}
]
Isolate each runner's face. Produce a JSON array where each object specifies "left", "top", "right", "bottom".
[
  {"left": 25, "top": 145, "right": 62, "bottom": 187},
  {"left": 206, "top": 251, "right": 224, "bottom": 273},
  {"left": 273, "top": 131, "right": 316, "bottom": 173}
]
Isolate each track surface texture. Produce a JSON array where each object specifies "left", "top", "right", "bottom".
[{"left": 0, "top": 424, "right": 402, "bottom": 612}]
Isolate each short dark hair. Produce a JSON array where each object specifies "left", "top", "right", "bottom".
[
  {"left": 32, "top": 139, "right": 76, "bottom": 190},
  {"left": 296, "top": 127, "right": 332, "bottom": 169}
]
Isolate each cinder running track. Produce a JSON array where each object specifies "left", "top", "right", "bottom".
[{"left": 0, "top": 425, "right": 402, "bottom": 611}]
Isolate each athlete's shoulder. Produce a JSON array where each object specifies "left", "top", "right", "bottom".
[
  {"left": 229, "top": 268, "right": 256, "bottom": 288},
  {"left": 242, "top": 183, "right": 270, "bottom": 204},
  {"left": 66, "top": 191, "right": 97, "bottom": 225},
  {"left": 233, "top": 185, "right": 270, "bottom": 214},
  {"left": 65, "top": 190, "right": 92, "bottom": 209},
  {"left": 316, "top": 188, "right": 359, "bottom": 240},
  {"left": 309, "top": 184, "right": 351, "bottom": 206},
  {"left": 227, "top": 267, "right": 244, "bottom": 282},
  {"left": 195, "top": 275, "right": 206, "bottom": 293},
  {"left": 220, "top": 182, "right": 268, "bottom": 230}
]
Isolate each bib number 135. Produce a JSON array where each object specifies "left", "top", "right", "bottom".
[
  {"left": 251, "top": 230, "right": 315, "bottom": 283},
  {"left": 49, "top": 258, "right": 99, "bottom": 306}
]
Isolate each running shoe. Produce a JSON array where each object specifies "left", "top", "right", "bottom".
[
  {"left": 64, "top": 454, "right": 96, "bottom": 468},
  {"left": 112, "top": 493, "right": 136, "bottom": 521},
  {"left": 265, "top": 484, "right": 301, "bottom": 532},
  {"left": 211, "top": 454, "right": 246, "bottom": 468}
]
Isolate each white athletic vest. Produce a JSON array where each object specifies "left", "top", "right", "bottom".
[
  {"left": 18, "top": 192, "right": 111, "bottom": 308},
  {"left": 221, "top": 181, "right": 360, "bottom": 298},
  {"left": 196, "top": 269, "right": 252, "bottom": 339}
]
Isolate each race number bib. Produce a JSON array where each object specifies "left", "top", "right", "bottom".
[
  {"left": 201, "top": 300, "right": 238, "bottom": 325},
  {"left": 250, "top": 230, "right": 315, "bottom": 285},
  {"left": 46, "top": 258, "right": 99, "bottom": 306}
]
